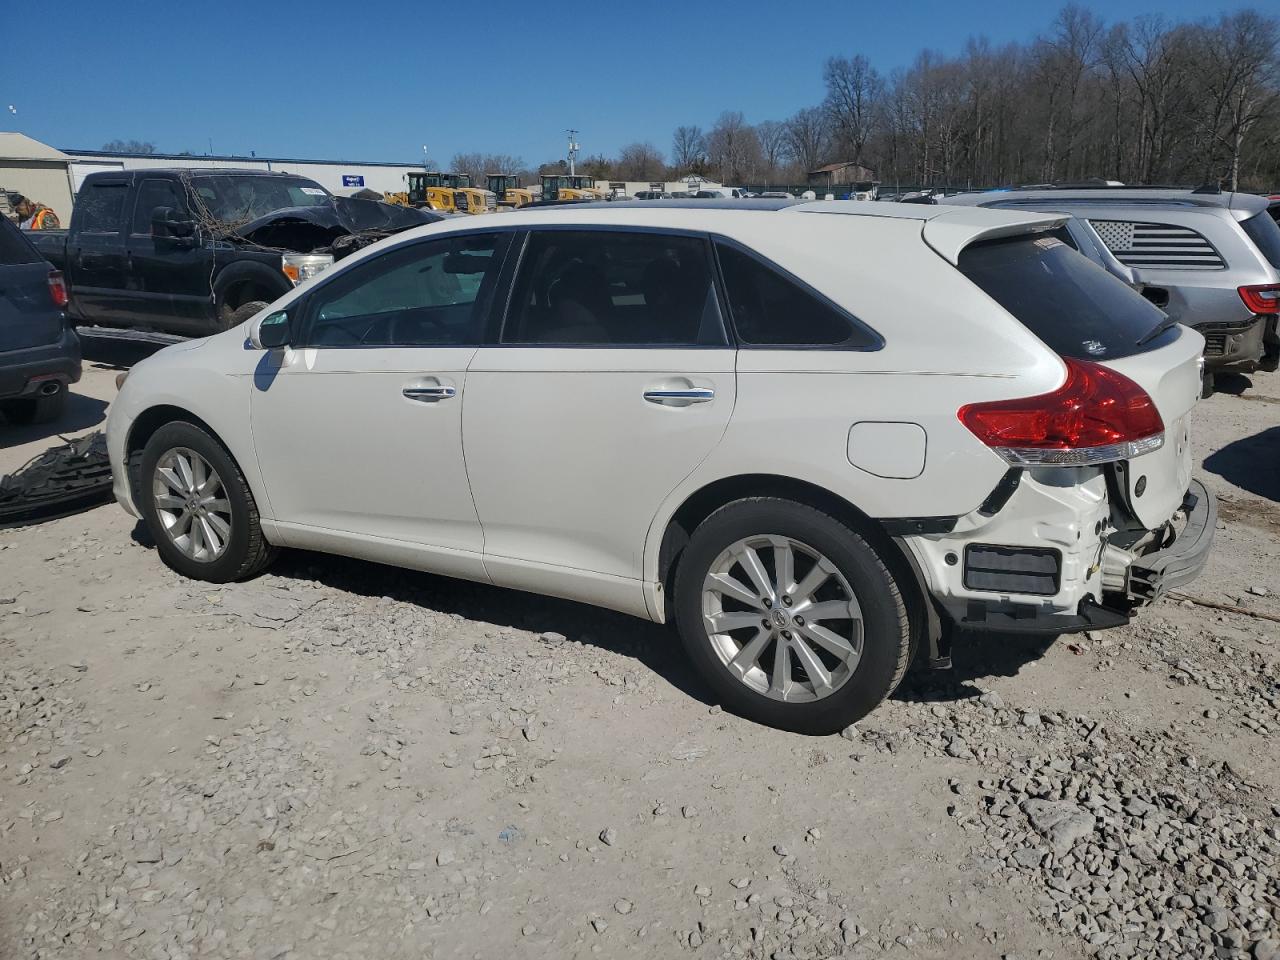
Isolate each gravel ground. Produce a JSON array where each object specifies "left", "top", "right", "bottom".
[{"left": 1, "top": 367, "right": 1277, "bottom": 960}]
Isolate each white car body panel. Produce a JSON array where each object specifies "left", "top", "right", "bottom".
[{"left": 105, "top": 200, "right": 1209, "bottom": 630}]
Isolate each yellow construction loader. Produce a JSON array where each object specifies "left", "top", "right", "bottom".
[
  {"left": 540, "top": 174, "right": 607, "bottom": 202},
  {"left": 487, "top": 174, "right": 536, "bottom": 209},
  {"left": 401, "top": 172, "right": 494, "bottom": 215}
]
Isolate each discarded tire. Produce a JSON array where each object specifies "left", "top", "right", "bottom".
[{"left": 0, "top": 431, "right": 114, "bottom": 528}]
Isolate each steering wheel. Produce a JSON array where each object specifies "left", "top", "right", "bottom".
[{"left": 387, "top": 309, "right": 447, "bottom": 345}]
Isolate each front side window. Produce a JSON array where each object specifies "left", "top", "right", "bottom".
[
  {"left": 76, "top": 182, "right": 128, "bottom": 233},
  {"left": 303, "top": 233, "right": 509, "bottom": 348},
  {"left": 716, "top": 242, "right": 878, "bottom": 348},
  {"left": 503, "top": 230, "right": 724, "bottom": 346},
  {"left": 132, "top": 180, "right": 187, "bottom": 235}
]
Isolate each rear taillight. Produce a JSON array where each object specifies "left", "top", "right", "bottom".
[
  {"left": 958, "top": 358, "right": 1165, "bottom": 466},
  {"left": 1238, "top": 284, "right": 1280, "bottom": 314},
  {"left": 48, "top": 270, "right": 68, "bottom": 308}
]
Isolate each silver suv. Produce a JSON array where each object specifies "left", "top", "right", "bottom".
[{"left": 947, "top": 188, "right": 1280, "bottom": 385}]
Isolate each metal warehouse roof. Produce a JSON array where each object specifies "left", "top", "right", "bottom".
[
  {"left": 0, "top": 132, "right": 70, "bottom": 162},
  {"left": 62, "top": 148, "right": 422, "bottom": 168}
]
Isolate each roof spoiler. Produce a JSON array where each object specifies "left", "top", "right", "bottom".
[{"left": 922, "top": 208, "right": 1067, "bottom": 265}]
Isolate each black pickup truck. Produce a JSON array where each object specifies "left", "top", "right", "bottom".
[{"left": 29, "top": 168, "right": 440, "bottom": 336}]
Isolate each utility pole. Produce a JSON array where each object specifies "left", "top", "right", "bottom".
[{"left": 567, "top": 129, "right": 580, "bottom": 177}]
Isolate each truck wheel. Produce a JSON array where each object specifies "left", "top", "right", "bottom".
[
  {"left": 224, "top": 300, "right": 270, "bottom": 330},
  {"left": 2, "top": 383, "right": 68, "bottom": 425},
  {"left": 139, "top": 421, "right": 277, "bottom": 582},
  {"left": 673, "top": 498, "right": 911, "bottom": 734}
]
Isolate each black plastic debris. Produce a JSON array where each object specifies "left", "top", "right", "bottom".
[{"left": 0, "top": 432, "right": 113, "bottom": 528}]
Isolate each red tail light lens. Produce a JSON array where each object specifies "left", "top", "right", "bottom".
[
  {"left": 1238, "top": 284, "right": 1280, "bottom": 314},
  {"left": 958, "top": 358, "right": 1165, "bottom": 466},
  {"left": 48, "top": 270, "right": 68, "bottom": 308}
]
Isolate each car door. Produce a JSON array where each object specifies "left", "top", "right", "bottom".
[
  {"left": 463, "top": 228, "right": 736, "bottom": 610},
  {"left": 250, "top": 231, "right": 514, "bottom": 581},
  {"left": 125, "top": 177, "right": 212, "bottom": 333},
  {"left": 67, "top": 177, "right": 133, "bottom": 325}
]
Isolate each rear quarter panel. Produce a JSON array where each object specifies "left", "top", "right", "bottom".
[{"left": 643, "top": 213, "right": 1065, "bottom": 584}]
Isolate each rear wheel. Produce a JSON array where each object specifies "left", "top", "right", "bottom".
[
  {"left": 674, "top": 498, "right": 911, "bottom": 734},
  {"left": 1, "top": 383, "right": 67, "bottom": 425},
  {"left": 139, "top": 421, "right": 276, "bottom": 582}
]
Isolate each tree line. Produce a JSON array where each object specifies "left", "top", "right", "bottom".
[{"left": 452, "top": 6, "right": 1279, "bottom": 191}]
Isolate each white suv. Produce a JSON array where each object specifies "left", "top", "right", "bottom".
[{"left": 106, "top": 200, "right": 1215, "bottom": 733}]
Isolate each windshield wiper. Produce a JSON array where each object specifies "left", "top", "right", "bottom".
[{"left": 1136, "top": 317, "right": 1177, "bottom": 347}]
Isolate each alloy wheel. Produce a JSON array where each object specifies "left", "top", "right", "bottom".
[
  {"left": 152, "top": 447, "right": 232, "bottom": 562},
  {"left": 701, "top": 535, "right": 864, "bottom": 703}
]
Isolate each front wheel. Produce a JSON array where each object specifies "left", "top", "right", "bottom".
[
  {"left": 674, "top": 498, "right": 911, "bottom": 734},
  {"left": 139, "top": 421, "right": 277, "bottom": 582}
]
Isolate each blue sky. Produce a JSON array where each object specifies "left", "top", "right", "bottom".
[{"left": 3, "top": 0, "right": 1242, "bottom": 166}]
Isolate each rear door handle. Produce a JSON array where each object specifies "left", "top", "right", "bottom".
[
  {"left": 643, "top": 387, "right": 715, "bottom": 406},
  {"left": 403, "top": 385, "right": 457, "bottom": 402}
]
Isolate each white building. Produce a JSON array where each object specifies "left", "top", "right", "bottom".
[
  {"left": 0, "top": 133, "right": 78, "bottom": 224},
  {"left": 60, "top": 147, "right": 425, "bottom": 197}
]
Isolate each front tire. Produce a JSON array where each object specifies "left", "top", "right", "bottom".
[
  {"left": 674, "top": 498, "right": 910, "bottom": 734},
  {"left": 139, "top": 421, "right": 276, "bottom": 582}
]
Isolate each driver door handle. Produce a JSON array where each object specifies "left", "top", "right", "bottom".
[
  {"left": 403, "top": 385, "right": 457, "bottom": 403},
  {"left": 643, "top": 387, "right": 715, "bottom": 406}
]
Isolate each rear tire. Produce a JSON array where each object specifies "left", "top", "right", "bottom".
[
  {"left": 1, "top": 384, "right": 67, "bottom": 425},
  {"left": 139, "top": 421, "right": 277, "bottom": 582},
  {"left": 673, "top": 498, "right": 911, "bottom": 734}
]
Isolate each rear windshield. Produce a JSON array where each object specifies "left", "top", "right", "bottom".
[
  {"left": 958, "top": 232, "right": 1177, "bottom": 360},
  {"left": 0, "top": 217, "right": 41, "bottom": 265},
  {"left": 1241, "top": 211, "right": 1280, "bottom": 270}
]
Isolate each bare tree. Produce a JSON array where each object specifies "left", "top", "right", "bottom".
[
  {"left": 706, "top": 112, "right": 763, "bottom": 182},
  {"left": 672, "top": 125, "right": 708, "bottom": 172},
  {"left": 784, "top": 107, "right": 829, "bottom": 176},
  {"left": 449, "top": 152, "right": 486, "bottom": 183},
  {"left": 101, "top": 139, "right": 155, "bottom": 154},
  {"left": 823, "top": 55, "right": 883, "bottom": 162},
  {"left": 756, "top": 121, "right": 790, "bottom": 179},
  {"left": 616, "top": 142, "right": 667, "bottom": 180},
  {"left": 1191, "top": 11, "right": 1280, "bottom": 190}
]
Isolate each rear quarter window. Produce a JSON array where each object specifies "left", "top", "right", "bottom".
[
  {"left": 0, "top": 217, "right": 41, "bottom": 265},
  {"left": 1241, "top": 211, "right": 1280, "bottom": 270},
  {"left": 958, "top": 233, "right": 1177, "bottom": 361}
]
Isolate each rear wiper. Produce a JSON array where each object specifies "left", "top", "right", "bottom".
[{"left": 1136, "top": 317, "right": 1177, "bottom": 347}]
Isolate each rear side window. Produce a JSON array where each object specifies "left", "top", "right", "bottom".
[
  {"left": 716, "top": 242, "right": 879, "bottom": 348},
  {"left": 1241, "top": 212, "right": 1280, "bottom": 270},
  {"left": 76, "top": 182, "right": 128, "bottom": 233},
  {"left": 0, "top": 217, "right": 40, "bottom": 264},
  {"left": 959, "top": 233, "right": 1176, "bottom": 361},
  {"left": 503, "top": 230, "right": 724, "bottom": 346}
]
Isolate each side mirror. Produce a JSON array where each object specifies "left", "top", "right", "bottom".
[
  {"left": 249, "top": 310, "right": 291, "bottom": 349},
  {"left": 151, "top": 206, "right": 197, "bottom": 246}
]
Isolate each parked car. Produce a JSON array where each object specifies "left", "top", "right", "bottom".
[
  {"left": 29, "top": 169, "right": 440, "bottom": 338},
  {"left": 0, "top": 215, "right": 80, "bottom": 425},
  {"left": 632, "top": 191, "right": 673, "bottom": 200},
  {"left": 945, "top": 188, "right": 1280, "bottom": 385},
  {"left": 106, "top": 199, "right": 1213, "bottom": 733}
]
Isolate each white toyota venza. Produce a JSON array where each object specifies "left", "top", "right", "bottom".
[{"left": 107, "top": 200, "right": 1215, "bottom": 733}]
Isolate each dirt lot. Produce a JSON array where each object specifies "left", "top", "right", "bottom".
[{"left": 1, "top": 363, "right": 1277, "bottom": 960}]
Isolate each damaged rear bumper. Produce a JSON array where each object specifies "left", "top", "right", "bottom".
[{"left": 1126, "top": 479, "right": 1216, "bottom": 602}]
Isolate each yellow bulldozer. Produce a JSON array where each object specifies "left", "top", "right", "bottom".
[
  {"left": 540, "top": 174, "right": 607, "bottom": 202},
  {"left": 385, "top": 172, "right": 494, "bottom": 215},
  {"left": 486, "top": 174, "right": 536, "bottom": 209}
]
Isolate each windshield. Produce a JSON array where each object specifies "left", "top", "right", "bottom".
[
  {"left": 1241, "top": 211, "right": 1280, "bottom": 271},
  {"left": 192, "top": 176, "right": 331, "bottom": 224},
  {"left": 959, "top": 233, "right": 1179, "bottom": 360}
]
